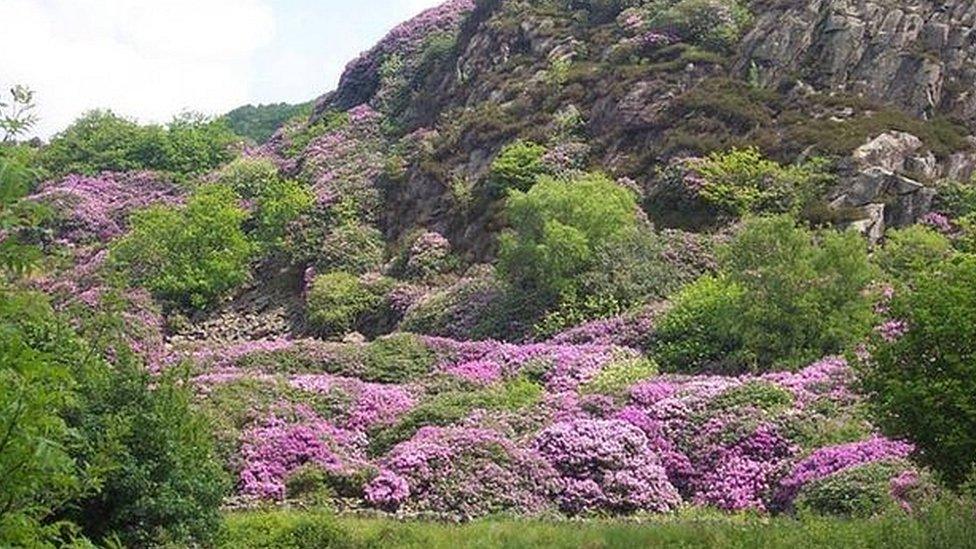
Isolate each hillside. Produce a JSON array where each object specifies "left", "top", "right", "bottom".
[{"left": 4, "top": 0, "right": 976, "bottom": 546}]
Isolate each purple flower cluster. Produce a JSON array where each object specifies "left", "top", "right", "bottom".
[
  {"left": 30, "top": 171, "right": 182, "bottom": 243},
  {"left": 238, "top": 411, "right": 367, "bottom": 500},
  {"left": 405, "top": 230, "right": 452, "bottom": 279},
  {"left": 775, "top": 437, "right": 914, "bottom": 508},
  {"left": 920, "top": 211, "right": 954, "bottom": 234},
  {"left": 534, "top": 419, "right": 681, "bottom": 514},
  {"left": 375, "top": 426, "right": 556, "bottom": 518},
  {"left": 442, "top": 360, "right": 503, "bottom": 385}
]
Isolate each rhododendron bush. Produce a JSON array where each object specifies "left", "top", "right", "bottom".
[{"left": 176, "top": 334, "right": 933, "bottom": 519}]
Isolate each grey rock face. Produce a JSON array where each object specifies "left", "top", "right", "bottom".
[{"left": 737, "top": 0, "right": 976, "bottom": 123}]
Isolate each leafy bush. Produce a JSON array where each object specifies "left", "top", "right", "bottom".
[
  {"left": 873, "top": 225, "right": 954, "bottom": 285},
  {"left": 709, "top": 381, "right": 794, "bottom": 413},
  {"left": 794, "top": 461, "right": 930, "bottom": 518},
  {"left": 654, "top": 216, "right": 874, "bottom": 373},
  {"left": 579, "top": 358, "right": 658, "bottom": 397},
  {"left": 498, "top": 173, "right": 641, "bottom": 305},
  {"left": 213, "top": 155, "right": 280, "bottom": 198},
  {"left": 691, "top": 148, "right": 831, "bottom": 218},
  {"left": 652, "top": 275, "right": 744, "bottom": 373},
  {"left": 318, "top": 222, "right": 386, "bottom": 274},
  {"left": 112, "top": 184, "right": 253, "bottom": 309},
  {"left": 0, "top": 291, "right": 85, "bottom": 547},
  {"left": 645, "top": 0, "right": 752, "bottom": 51},
  {"left": 489, "top": 139, "right": 549, "bottom": 193},
  {"left": 65, "top": 362, "right": 230, "bottom": 547},
  {"left": 41, "top": 110, "right": 238, "bottom": 178},
  {"left": 362, "top": 333, "right": 436, "bottom": 384},
  {"left": 859, "top": 254, "right": 976, "bottom": 486},
  {"left": 306, "top": 272, "right": 390, "bottom": 336},
  {"left": 253, "top": 177, "right": 314, "bottom": 252},
  {"left": 934, "top": 178, "right": 976, "bottom": 217}
]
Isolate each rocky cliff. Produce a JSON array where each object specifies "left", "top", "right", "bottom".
[{"left": 274, "top": 0, "right": 976, "bottom": 258}]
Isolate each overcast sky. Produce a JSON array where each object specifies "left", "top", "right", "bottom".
[{"left": 0, "top": 0, "right": 444, "bottom": 138}]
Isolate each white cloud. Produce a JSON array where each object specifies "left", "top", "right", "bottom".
[{"left": 0, "top": 0, "right": 275, "bottom": 138}]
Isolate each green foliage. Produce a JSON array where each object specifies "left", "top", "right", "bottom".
[
  {"left": 318, "top": 222, "right": 386, "bottom": 274},
  {"left": 112, "top": 184, "right": 253, "bottom": 309},
  {"left": 0, "top": 291, "right": 86, "bottom": 547},
  {"left": 362, "top": 333, "right": 435, "bottom": 384},
  {"left": 41, "top": 110, "right": 238, "bottom": 178},
  {"left": 709, "top": 381, "right": 794, "bottom": 413},
  {"left": 645, "top": 0, "right": 753, "bottom": 51},
  {"left": 212, "top": 156, "right": 314, "bottom": 253},
  {"left": 222, "top": 102, "right": 313, "bottom": 144},
  {"left": 65, "top": 362, "right": 230, "bottom": 547},
  {"left": 859, "top": 254, "right": 976, "bottom": 486},
  {"left": 873, "top": 225, "right": 954, "bottom": 285},
  {"left": 720, "top": 216, "right": 875, "bottom": 370},
  {"left": 655, "top": 216, "right": 874, "bottom": 373},
  {"left": 579, "top": 358, "right": 658, "bottom": 397},
  {"left": 284, "top": 111, "right": 350, "bottom": 157},
  {"left": 0, "top": 155, "right": 47, "bottom": 278},
  {"left": 219, "top": 509, "right": 349, "bottom": 549},
  {"left": 794, "top": 462, "right": 926, "bottom": 518},
  {"left": 369, "top": 377, "right": 542, "bottom": 456},
  {"left": 306, "top": 272, "right": 389, "bottom": 336},
  {"left": 652, "top": 275, "right": 744, "bottom": 373},
  {"left": 1, "top": 85, "right": 39, "bottom": 143},
  {"left": 693, "top": 147, "right": 832, "bottom": 218},
  {"left": 498, "top": 173, "right": 640, "bottom": 304},
  {"left": 935, "top": 178, "right": 976, "bottom": 217},
  {"left": 489, "top": 139, "right": 549, "bottom": 193}
]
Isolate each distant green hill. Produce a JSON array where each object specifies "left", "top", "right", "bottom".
[{"left": 222, "top": 101, "right": 312, "bottom": 143}]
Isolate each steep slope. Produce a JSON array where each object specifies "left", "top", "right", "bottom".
[{"left": 271, "top": 0, "right": 976, "bottom": 260}]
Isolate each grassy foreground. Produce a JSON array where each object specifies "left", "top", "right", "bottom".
[{"left": 219, "top": 502, "right": 976, "bottom": 549}]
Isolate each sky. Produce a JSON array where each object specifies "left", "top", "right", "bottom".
[{"left": 0, "top": 0, "right": 445, "bottom": 138}]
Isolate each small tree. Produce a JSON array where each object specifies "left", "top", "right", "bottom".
[
  {"left": 498, "top": 173, "right": 640, "bottom": 304},
  {"left": 859, "top": 254, "right": 976, "bottom": 486},
  {"left": 112, "top": 184, "right": 253, "bottom": 309},
  {"left": 0, "top": 85, "right": 38, "bottom": 143}
]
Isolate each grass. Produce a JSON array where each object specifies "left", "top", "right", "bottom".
[{"left": 219, "top": 500, "right": 976, "bottom": 549}]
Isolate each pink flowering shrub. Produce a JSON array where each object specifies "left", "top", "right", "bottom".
[
  {"left": 374, "top": 426, "right": 556, "bottom": 518},
  {"left": 534, "top": 419, "right": 681, "bottom": 514},
  {"left": 238, "top": 412, "right": 367, "bottom": 500},
  {"left": 29, "top": 171, "right": 182, "bottom": 243}
]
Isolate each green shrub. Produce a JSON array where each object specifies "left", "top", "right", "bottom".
[
  {"left": 362, "top": 333, "right": 436, "bottom": 383},
  {"left": 645, "top": 0, "right": 752, "bottom": 51},
  {"left": 652, "top": 275, "right": 744, "bottom": 373},
  {"left": 318, "top": 222, "right": 386, "bottom": 274},
  {"left": 709, "top": 381, "right": 794, "bottom": 413},
  {"left": 873, "top": 225, "right": 954, "bottom": 285},
  {"left": 0, "top": 291, "right": 86, "bottom": 547},
  {"left": 498, "top": 173, "right": 641, "bottom": 305},
  {"left": 253, "top": 178, "right": 314, "bottom": 252},
  {"left": 489, "top": 139, "right": 549, "bottom": 193},
  {"left": 580, "top": 358, "right": 658, "bottom": 398},
  {"left": 859, "top": 254, "right": 976, "bottom": 486},
  {"left": 219, "top": 509, "right": 349, "bottom": 549},
  {"left": 306, "top": 272, "right": 389, "bottom": 336},
  {"left": 112, "top": 184, "right": 253, "bottom": 310},
  {"left": 41, "top": 110, "right": 238, "bottom": 178},
  {"left": 794, "top": 462, "right": 932, "bottom": 518},
  {"left": 369, "top": 377, "right": 542, "bottom": 456},
  {"left": 935, "top": 178, "right": 976, "bottom": 217},
  {"left": 65, "top": 362, "right": 230, "bottom": 547},
  {"left": 692, "top": 147, "right": 832, "bottom": 218},
  {"left": 655, "top": 216, "right": 875, "bottom": 373},
  {"left": 213, "top": 156, "right": 280, "bottom": 198}
]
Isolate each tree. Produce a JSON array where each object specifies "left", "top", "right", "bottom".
[
  {"left": 111, "top": 184, "right": 253, "bottom": 309},
  {"left": 0, "top": 85, "right": 38, "bottom": 143},
  {"left": 859, "top": 254, "right": 976, "bottom": 486},
  {"left": 498, "top": 173, "right": 640, "bottom": 304}
]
